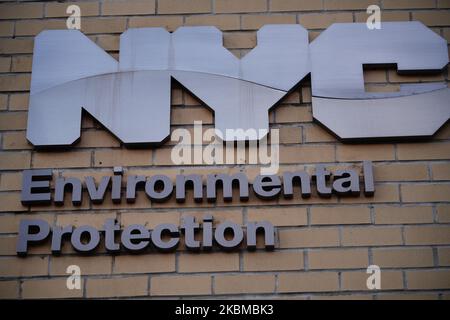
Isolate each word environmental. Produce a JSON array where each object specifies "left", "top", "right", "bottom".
[{"left": 21, "top": 161, "right": 375, "bottom": 205}]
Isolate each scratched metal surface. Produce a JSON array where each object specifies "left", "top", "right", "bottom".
[{"left": 27, "top": 25, "right": 309, "bottom": 146}]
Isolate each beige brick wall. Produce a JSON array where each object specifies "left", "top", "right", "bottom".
[{"left": 0, "top": 0, "right": 449, "bottom": 300}]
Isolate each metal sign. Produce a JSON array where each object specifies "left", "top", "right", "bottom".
[
  {"left": 26, "top": 22, "right": 449, "bottom": 147},
  {"left": 17, "top": 161, "right": 374, "bottom": 255},
  {"left": 311, "top": 22, "right": 450, "bottom": 141}
]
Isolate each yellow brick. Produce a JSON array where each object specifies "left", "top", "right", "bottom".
[
  {"left": 15, "top": 19, "right": 66, "bottom": 36},
  {"left": 0, "top": 172, "right": 22, "bottom": 191},
  {"left": 11, "top": 55, "right": 33, "bottom": 73},
  {"left": 279, "top": 145, "right": 335, "bottom": 163},
  {"left": 215, "top": 274, "right": 275, "bottom": 294},
  {"left": 241, "top": 14, "right": 297, "bottom": 30},
  {"left": 86, "top": 276, "right": 148, "bottom": 298},
  {"left": 407, "top": 270, "right": 450, "bottom": 289},
  {"left": 413, "top": 10, "right": 450, "bottom": 26},
  {"left": 158, "top": 0, "right": 211, "bottom": 14},
  {"left": 311, "top": 206, "right": 371, "bottom": 225},
  {"left": 9, "top": 93, "right": 29, "bottom": 111},
  {"left": 437, "top": 205, "right": 450, "bottom": 222},
  {"left": 0, "top": 21, "right": 14, "bottom": 37},
  {"left": 181, "top": 210, "right": 243, "bottom": 226},
  {"left": 383, "top": 0, "right": 435, "bottom": 9},
  {"left": 340, "top": 184, "right": 400, "bottom": 204},
  {"left": 102, "top": 0, "right": 155, "bottom": 15},
  {"left": 0, "top": 74, "right": 30, "bottom": 91},
  {"left": 405, "top": 226, "right": 450, "bottom": 245},
  {"left": 280, "top": 91, "right": 301, "bottom": 104},
  {"left": 342, "top": 227, "right": 402, "bottom": 246},
  {"left": 247, "top": 207, "right": 307, "bottom": 227},
  {"left": 51, "top": 256, "right": 112, "bottom": 275},
  {"left": 81, "top": 17, "right": 127, "bottom": 34},
  {"left": 243, "top": 251, "right": 303, "bottom": 271},
  {"left": 375, "top": 206, "right": 434, "bottom": 224},
  {"left": 30, "top": 191, "right": 90, "bottom": 212},
  {"left": 0, "top": 236, "right": 17, "bottom": 255},
  {"left": 337, "top": 144, "right": 395, "bottom": 161},
  {"left": 374, "top": 163, "right": 429, "bottom": 181},
  {"left": 304, "top": 125, "right": 336, "bottom": 143},
  {"left": 438, "top": 247, "right": 450, "bottom": 266},
  {"left": 298, "top": 13, "right": 353, "bottom": 29},
  {"left": 183, "top": 91, "right": 202, "bottom": 105},
  {"left": 442, "top": 28, "right": 450, "bottom": 42},
  {"left": 215, "top": 0, "right": 267, "bottom": 13},
  {"left": 22, "top": 278, "right": 83, "bottom": 299},
  {"left": 309, "top": 248, "right": 369, "bottom": 269},
  {"left": 324, "top": 0, "right": 376, "bottom": 10},
  {"left": 0, "top": 3, "right": 43, "bottom": 19},
  {"left": 0, "top": 112, "right": 27, "bottom": 130},
  {"left": 151, "top": 275, "right": 211, "bottom": 296},
  {"left": 377, "top": 293, "right": 439, "bottom": 300},
  {"left": 185, "top": 14, "right": 240, "bottom": 30},
  {"left": 46, "top": 2, "right": 100, "bottom": 17},
  {"left": 278, "top": 272, "right": 339, "bottom": 292},
  {"left": 179, "top": 252, "right": 239, "bottom": 272},
  {"left": 223, "top": 31, "right": 257, "bottom": 49},
  {"left": 0, "top": 281, "right": 19, "bottom": 299},
  {"left": 436, "top": 122, "right": 450, "bottom": 139},
  {"left": 373, "top": 248, "right": 434, "bottom": 267},
  {"left": 2, "top": 131, "right": 32, "bottom": 150},
  {"left": 33, "top": 150, "right": 91, "bottom": 168},
  {"left": 0, "top": 193, "right": 27, "bottom": 212},
  {"left": 129, "top": 16, "right": 183, "bottom": 31},
  {"left": 301, "top": 86, "right": 311, "bottom": 103},
  {"left": 0, "top": 94, "right": 7, "bottom": 110},
  {"left": 121, "top": 211, "right": 180, "bottom": 228},
  {"left": 94, "top": 35, "right": 120, "bottom": 51},
  {"left": 171, "top": 87, "right": 183, "bottom": 105},
  {"left": 76, "top": 130, "right": 120, "bottom": 148},
  {"left": 364, "top": 83, "right": 400, "bottom": 93},
  {"left": 0, "top": 256, "right": 48, "bottom": 277},
  {"left": 0, "top": 58, "right": 10, "bottom": 73},
  {"left": 276, "top": 106, "right": 312, "bottom": 123},
  {"left": 342, "top": 271, "right": 403, "bottom": 290},
  {"left": 171, "top": 107, "right": 213, "bottom": 124},
  {"left": 279, "top": 126, "right": 302, "bottom": 144},
  {"left": 279, "top": 227, "right": 340, "bottom": 248},
  {"left": 270, "top": 0, "right": 322, "bottom": 11},
  {"left": 432, "top": 163, "right": 450, "bottom": 180},
  {"left": 388, "top": 70, "right": 444, "bottom": 82},
  {"left": 401, "top": 184, "right": 450, "bottom": 202},
  {"left": 439, "top": 0, "right": 450, "bottom": 8},
  {"left": 0, "top": 151, "right": 31, "bottom": 169},
  {"left": 94, "top": 149, "right": 152, "bottom": 167},
  {"left": 0, "top": 213, "right": 54, "bottom": 233},
  {"left": 56, "top": 212, "right": 116, "bottom": 229},
  {"left": 114, "top": 254, "right": 175, "bottom": 273},
  {"left": 312, "top": 293, "right": 373, "bottom": 300},
  {"left": 0, "top": 39, "right": 33, "bottom": 54}
]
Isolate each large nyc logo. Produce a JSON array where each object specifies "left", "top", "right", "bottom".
[{"left": 27, "top": 22, "right": 449, "bottom": 147}]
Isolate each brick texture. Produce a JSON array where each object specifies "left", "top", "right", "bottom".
[{"left": 0, "top": 0, "right": 449, "bottom": 300}]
